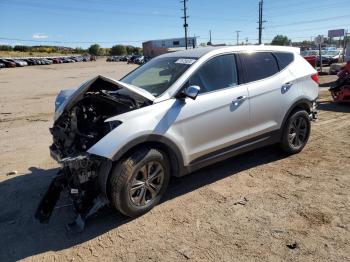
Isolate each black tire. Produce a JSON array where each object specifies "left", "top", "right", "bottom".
[
  {"left": 109, "top": 147, "right": 170, "bottom": 218},
  {"left": 280, "top": 110, "right": 311, "bottom": 154}
]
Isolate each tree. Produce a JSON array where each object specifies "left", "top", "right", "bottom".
[
  {"left": 132, "top": 47, "right": 142, "bottom": 55},
  {"left": 0, "top": 45, "right": 13, "bottom": 51},
  {"left": 271, "top": 35, "right": 291, "bottom": 46},
  {"left": 73, "top": 47, "right": 85, "bottom": 54},
  {"left": 110, "top": 45, "right": 127, "bottom": 56},
  {"left": 88, "top": 44, "right": 101, "bottom": 56},
  {"left": 14, "top": 45, "right": 30, "bottom": 52},
  {"left": 126, "top": 45, "right": 133, "bottom": 55}
]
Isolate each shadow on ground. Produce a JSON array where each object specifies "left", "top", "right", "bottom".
[
  {"left": 0, "top": 146, "right": 286, "bottom": 261},
  {"left": 319, "top": 81, "right": 335, "bottom": 88},
  {"left": 318, "top": 100, "right": 350, "bottom": 113}
]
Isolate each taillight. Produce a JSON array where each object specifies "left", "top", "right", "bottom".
[{"left": 311, "top": 73, "right": 319, "bottom": 84}]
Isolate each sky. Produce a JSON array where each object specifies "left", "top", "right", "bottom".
[{"left": 0, "top": 0, "right": 349, "bottom": 48}]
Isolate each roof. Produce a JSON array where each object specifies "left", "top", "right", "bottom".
[
  {"left": 143, "top": 36, "right": 197, "bottom": 44},
  {"left": 160, "top": 45, "right": 300, "bottom": 59}
]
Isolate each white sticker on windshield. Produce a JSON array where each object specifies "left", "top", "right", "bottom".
[{"left": 175, "top": 58, "right": 196, "bottom": 65}]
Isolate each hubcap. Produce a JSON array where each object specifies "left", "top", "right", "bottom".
[
  {"left": 289, "top": 116, "right": 308, "bottom": 148},
  {"left": 129, "top": 161, "right": 164, "bottom": 206}
]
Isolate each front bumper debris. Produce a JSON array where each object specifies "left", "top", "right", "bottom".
[
  {"left": 35, "top": 169, "right": 67, "bottom": 223},
  {"left": 35, "top": 153, "right": 112, "bottom": 232}
]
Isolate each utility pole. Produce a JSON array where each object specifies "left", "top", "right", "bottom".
[
  {"left": 208, "top": 30, "right": 212, "bottom": 45},
  {"left": 181, "top": 0, "right": 189, "bottom": 49},
  {"left": 236, "top": 30, "right": 241, "bottom": 45},
  {"left": 258, "top": 0, "right": 265, "bottom": 45}
]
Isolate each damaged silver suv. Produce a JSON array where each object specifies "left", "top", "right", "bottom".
[{"left": 36, "top": 46, "right": 318, "bottom": 231}]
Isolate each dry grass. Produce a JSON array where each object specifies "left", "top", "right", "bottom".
[{"left": 0, "top": 51, "right": 75, "bottom": 58}]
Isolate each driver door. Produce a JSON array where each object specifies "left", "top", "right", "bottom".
[{"left": 174, "top": 54, "right": 251, "bottom": 164}]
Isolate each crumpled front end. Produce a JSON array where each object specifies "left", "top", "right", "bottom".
[{"left": 35, "top": 75, "right": 154, "bottom": 231}]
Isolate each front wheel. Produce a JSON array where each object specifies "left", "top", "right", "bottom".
[
  {"left": 109, "top": 147, "right": 170, "bottom": 218},
  {"left": 280, "top": 110, "right": 311, "bottom": 154}
]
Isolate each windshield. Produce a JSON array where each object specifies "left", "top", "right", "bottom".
[
  {"left": 322, "top": 50, "right": 340, "bottom": 56},
  {"left": 302, "top": 50, "right": 319, "bottom": 56},
  {"left": 121, "top": 57, "right": 196, "bottom": 97}
]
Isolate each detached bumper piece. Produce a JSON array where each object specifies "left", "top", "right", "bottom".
[
  {"left": 35, "top": 154, "right": 111, "bottom": 233},
  {"left": 35, "top": 170, "right": 67, "bottom": 223}
]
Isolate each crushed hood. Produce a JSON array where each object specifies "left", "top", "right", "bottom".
[{"left": 54, "top": 75, "right": 155, "bottom": 121}]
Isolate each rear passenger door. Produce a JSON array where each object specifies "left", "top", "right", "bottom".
[{"left": 239, "top": 51, "right": 297, "bottom": 136}]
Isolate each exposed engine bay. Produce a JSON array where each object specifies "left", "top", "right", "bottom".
[
  {"left": 50, "top": 77, "right": 152, "bottom": 160},
  {"left": 35, "top": 76, "right": 153, "bottom": 232}
]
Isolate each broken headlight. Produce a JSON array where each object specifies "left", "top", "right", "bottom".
[
  {"left": 108, "top": 120, "right": 122, "bottom": 131},
  {"left": 55, "top": 88, "right": 76, "bottom": 111}
]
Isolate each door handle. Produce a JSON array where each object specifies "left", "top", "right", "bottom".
[{"left": 232, "top": 95, "right": 247, "bottom": 105}]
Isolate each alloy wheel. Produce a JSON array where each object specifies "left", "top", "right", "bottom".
[
  {"left": 129, "top": 161, "right": 165, "bottom": 206},
  {"left": 289, "top": 116, "right": 308, "bottom": 148}
]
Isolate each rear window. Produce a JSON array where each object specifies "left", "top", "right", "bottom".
[
  {"left": 274, "top": 52, "right": 294, "bottom": 70},
  {"left": 240, "top": 52, "right": 279, "bottom": 83}
]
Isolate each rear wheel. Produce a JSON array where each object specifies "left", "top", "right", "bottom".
[
  {"left": 109, "top": 147, "right": 170, "bottom": 217},
  {"left": 280, "top": 110, "right": 311, "bottom": 154}
]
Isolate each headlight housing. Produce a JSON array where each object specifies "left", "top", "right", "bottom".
[{"left": 55, "top": 89, "right": 76, "bottom": 111}]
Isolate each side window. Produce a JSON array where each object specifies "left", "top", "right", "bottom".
[
  {"left": 188, "top": 54, "right": 238, "bottom": 94},
  {"left": 274, "top": 52, "right": 294, "bottom": 70},
  {"left": 240, "top": 52, "right": 279, "bottom": 83}
]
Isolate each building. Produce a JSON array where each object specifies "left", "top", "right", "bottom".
[{"left": 143, "top": 37, "right": 197, "bottom": 58}]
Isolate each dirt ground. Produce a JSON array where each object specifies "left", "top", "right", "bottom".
[{"left": 0, "top": 60, "right": 349, "bottom": 262}]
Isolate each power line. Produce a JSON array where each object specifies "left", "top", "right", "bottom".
[
  {"left": 257, "top": 0, "right": 266, "bottom": 45},
  {"left": 235, "top": 31, "right": 241, "bottom": 45},
  {"left": 0, "top": 37, "right": 146, "bottom": 44},
  {"left": 265, "top": 0, "right": 350, "bottom": 17},
  {"left": 268, "top": 15, "right": 349, "bottom": 28},
  {"left": 181, "top": 0, "right": 189, "bottom": 49}
]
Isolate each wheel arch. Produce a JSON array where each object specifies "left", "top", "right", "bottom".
[
  {"left": 280, "top": 98, "right": 312, "bottom": 135},
  {"left": 111, "top": 134, "right": 186, "bottom": 178}
]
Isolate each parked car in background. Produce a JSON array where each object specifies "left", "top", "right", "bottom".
[
  {"left": 301, "top": 50, "right": 318, "bottom": 68},
  {"left": 322, "top": 50, "right": 343, "bottom": 64},
  {"left": 0, "top": 62, "right": 5, "bottom": 69},
  {"left": 36, "top": 45, "right": 319, "bottom": 231},
  {"left": 316, "top": 55, "right": 333, "bottom": 66},
  {"left": 0, "top": 55, "right": 91, "bottom": 69},
  {"left": 134, "top": 55, "right": 145, "bottom": 65},
  {"left": 0, "top": 59, "right": 16, "bottom": 67},
  {"left": 24, "top": 58, "right": 36, "bottom": 65},
  {"left": 7, "top": 59, "right": 27, "bottom": 67},
  {"left": 119, "top": 55, "right": 128, "bottom": 61},
  {"left": 329, "top": 62, "right": 346, "bottom": 75},
  {"left": 106, "top": 56, "right": 121, "bottom": 62}
]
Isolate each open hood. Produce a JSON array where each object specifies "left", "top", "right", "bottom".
[{"left": 54, "top": 75, "right": 155, "bottom": 121}]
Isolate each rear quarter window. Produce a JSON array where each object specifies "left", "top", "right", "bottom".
[
  {"left": 240, "top": 52, "right": 279, "bottom": 83},
  {"left": 274, "top": 52, "right": 294, "bottom": 70}
]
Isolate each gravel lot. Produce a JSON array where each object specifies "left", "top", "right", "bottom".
[{"left": 0, "top": 60, "right": 349, "bottom": 261}]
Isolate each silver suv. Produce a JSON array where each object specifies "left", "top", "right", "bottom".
[{"left": 36, "top": 46, "right": 319, "bottom": 230}]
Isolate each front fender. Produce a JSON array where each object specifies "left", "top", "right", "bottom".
[{"left": 87, "top": 99, "right": 186, "bottom": 166}]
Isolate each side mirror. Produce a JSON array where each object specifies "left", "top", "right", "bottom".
[{"left": 183, "top": 85, "right": 200, "bottom": 100}]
